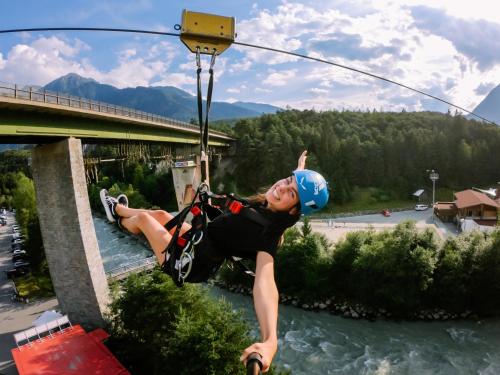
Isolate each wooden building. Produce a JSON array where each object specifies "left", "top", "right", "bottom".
[{"left": 434, "top": 189, "right": 500, "bottom": 226}]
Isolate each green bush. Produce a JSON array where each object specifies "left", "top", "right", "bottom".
[
  {"left": 330, "top": 222, "right": 438, "bottom": 315},
  {"left": 352, "top": 222, "right": 438, "bottom": 314},
  {"left": 330, "top": 230, "right": 374, "bottom": 298},
  {"left": 470, "top": 230, "right": 500, "bottom": 314},
  {"left": 106, "top": 269, "right": 289, "bottom": 375},
  {"left": 428, "top": 232, "right": 480, "bottom": 312},
  {"left": 275, "top": 227, "right": 332, "bottom": 301}
]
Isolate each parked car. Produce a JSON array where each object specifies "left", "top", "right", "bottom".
[
  {"left": 0, "top": 218, "right": 6, "bottom": 226},
  {"left": 382, "top": 209, "right": 391, "bottom": 217},
  {"left": 415, "top": 204, "right": 429, "bottom": 211},
  {"left": 13, "top": 261, "right": 30, "bottom": 269},
  {"left": 11, "top": 244, "right": 23, "bottom": 252},
  {"left": 5, "top": 267, "right": 30, "bottom": 279},
  {"left": 12, "top": 250, "right": 27, "bottom": 256},
  {"left": 12, "top": 254, "right": 28, "bottom": 262}
]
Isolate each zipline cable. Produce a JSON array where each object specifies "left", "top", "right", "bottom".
[{"left": 0, "top": 27, "right": 496, "bottom": 125}]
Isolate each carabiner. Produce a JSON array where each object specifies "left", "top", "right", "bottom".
[
  {"left": 195, "top": 47, "right": 201, "bottom": 69},
  {"left": 209, "top": 50, "right": 217, "bottom": 70}
]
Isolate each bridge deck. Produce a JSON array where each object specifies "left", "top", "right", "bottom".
[{"left": 0, "top": 83, "right": 233, "bottom": 146}]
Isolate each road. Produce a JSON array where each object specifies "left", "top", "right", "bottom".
[
  {"left": 309, "top": 209, "right": 458, "bottom": 244},
  {"left": 0, "top": 211, "right": 58, "bottom": 375}
]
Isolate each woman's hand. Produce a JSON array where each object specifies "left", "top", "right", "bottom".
[
  {"left": 240, "top": 340, "right": 277, "bottom": 373},
  {"left": 296, "top": 150, "right": 307, "bottom": 170}
]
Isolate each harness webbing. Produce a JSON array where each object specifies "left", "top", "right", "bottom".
[{"left": 195, "top": 48, "right": 217, "bottom": 184}]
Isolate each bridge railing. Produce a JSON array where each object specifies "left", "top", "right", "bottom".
[
  {"left": 106, "top": 256, "right": 158, "bottom": 281},
  {"left": 0, "top": 82, "right": 231, "bottom": 138}
]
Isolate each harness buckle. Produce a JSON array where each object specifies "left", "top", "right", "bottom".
[
  {"left": 191, "top": 205, "right": 202, "bottom": 216},
  {"left": 229, "top": 200, "right": 243, "bottom": 214},
  {"left": 177, "top": 236, "right": 188, "bottom": 247}
]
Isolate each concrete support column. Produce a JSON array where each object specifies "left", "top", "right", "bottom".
[
  {"left": 31, "top": 137, "right": 110, "bottom": 329},
  {"left": 172, "top": 155, "right": 203, "bottom": 211}
]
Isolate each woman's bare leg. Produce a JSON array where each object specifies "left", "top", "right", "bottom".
[
  {"left": 115, "top": 205, "right": 191, "bottom": 235},
  {"left": 120, "top": 212, "right": 173, "bottom": 265}
]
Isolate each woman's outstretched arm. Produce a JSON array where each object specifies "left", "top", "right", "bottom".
[
  {"left": 296, "top": 150, "right": 307, "bottom": 170},
  {"left": 240, "top": 251, "right": 278, "bottom": 373}
]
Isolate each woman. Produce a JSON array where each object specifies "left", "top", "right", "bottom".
[{"left": 100, "top": 151, "right": 329, "bottom": 372}]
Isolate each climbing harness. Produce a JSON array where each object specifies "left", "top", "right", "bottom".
[{"left": 161, "top": 186, "right": 271, "bottom": 286}]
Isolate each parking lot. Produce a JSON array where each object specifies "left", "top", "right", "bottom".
[{"left": 310, "top": 209, "right": 458, "bottom": 244}]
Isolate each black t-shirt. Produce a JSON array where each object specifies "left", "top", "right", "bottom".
[{"left": 207, "top": 205, "right": 299, "bottom": 261}]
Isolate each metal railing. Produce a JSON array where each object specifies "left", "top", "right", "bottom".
[
  {"left": 106, "top": 256, "right": 158, "bottom": 281},
  {"left": 0, "top": 81, "right": 232, "bottom": 138}
]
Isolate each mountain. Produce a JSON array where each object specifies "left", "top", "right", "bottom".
[
  {"left": 472, "top": 84, "right": 500, "bottom": 125},
  {"left": 43, "top": 74, "right": 281, "bottom": 121}
]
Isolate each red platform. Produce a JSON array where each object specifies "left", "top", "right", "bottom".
[{"left": 11, "top": 325, "right": 130, "bottom": 375}]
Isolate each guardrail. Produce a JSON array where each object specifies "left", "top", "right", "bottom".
[
  {"left": 106, "top": 256, "right": 158, "bottom": 281},
  {"left": 0, "top": 82, "right": 231, "bottom": 138}
]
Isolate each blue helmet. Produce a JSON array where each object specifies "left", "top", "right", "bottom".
[{"left": 292, "top": 169, "right": 329, "bottom": 215}]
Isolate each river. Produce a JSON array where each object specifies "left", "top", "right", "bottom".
[{"left": 94, "top": 216, "right": 500, "bottom": 375}]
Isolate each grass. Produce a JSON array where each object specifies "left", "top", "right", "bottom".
[{"left": 15, "top": 272, "right": 55, "bottom": 299}]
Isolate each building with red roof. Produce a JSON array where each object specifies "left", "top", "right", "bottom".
[{"left": 434, "top": 189, "right": 500, "bottom": 226}]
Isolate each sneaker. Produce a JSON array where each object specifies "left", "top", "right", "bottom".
[
  {"left": 100, "top": 189, "right": 119, "bottom": 223},
  {"left": 117, "top": 194, "right": 129, "bottom": 207}
]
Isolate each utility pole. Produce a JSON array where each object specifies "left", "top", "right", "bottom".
[{"left": 426, "top": 169, "right": 439, "bottom": 207}]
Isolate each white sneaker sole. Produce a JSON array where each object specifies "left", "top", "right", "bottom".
[{"left": 100, "top": 189, "right": 116, "bottom": 222}]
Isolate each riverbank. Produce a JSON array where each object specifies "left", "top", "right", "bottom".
[{"left": 213, "top": 280, "right": 480, "bottom": 323}]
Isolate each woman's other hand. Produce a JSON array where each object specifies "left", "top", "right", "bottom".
[{"left": 296, "top": 150, "right": 307, "bottom": 170}]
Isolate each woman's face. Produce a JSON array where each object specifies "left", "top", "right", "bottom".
[{"left": 265, "top": 175, "right": 300, "bottom": 213}]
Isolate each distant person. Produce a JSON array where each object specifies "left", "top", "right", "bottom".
[{"left": 100, "top": 151, "right": 329, "bottom": 372}]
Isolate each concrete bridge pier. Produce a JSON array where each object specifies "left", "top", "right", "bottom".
[{"left": 31, "top": 137, "right": 110, "bottom": 329}]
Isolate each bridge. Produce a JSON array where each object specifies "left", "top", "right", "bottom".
[
  {"left": 0, "top": 82, "right": 233, "bottom": 146},
  {"left": 106, "top": 257, "right": 158, "bottom": 282},
  {"left": 1, "top": 81, "right": 235, "bottom": 328}
]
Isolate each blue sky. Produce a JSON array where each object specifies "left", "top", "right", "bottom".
[{"left": 1, "top": 0, "right": 500, "bottom": 113}]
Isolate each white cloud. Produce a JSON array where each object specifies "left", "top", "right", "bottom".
[
  {"left": 0, "top": 37, "right": 92, "bottom": 86},
  {"left": 103, "top": 58, "right": 166, "bottom": 88},
  {"left": 263, "top": 69, "right": 297, "bottom": 86},
  {"left": 121, "top": 49, "right": 137, "bottom": 59},
  {"left": 228, "top": 59, "right": 253, "bottom": 73},
  {"left": 308, "top": 88, "right": 329, "bottom": 96},
  {"left": 0, "top": 36, "right": 194, "bottom": 90},
  {"left": 226, "top": 87, "right": 240, "bottom": 93},
  {"left": 255, "top": 87, "right": 272, "bottom": 93}
]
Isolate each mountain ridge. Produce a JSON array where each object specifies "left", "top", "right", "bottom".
[
  {"left": 43, "top": 73, "right": 281, "bottom": 122},
  {"left": 471, "top": 84, "right": 500, "bottom": 125}
]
